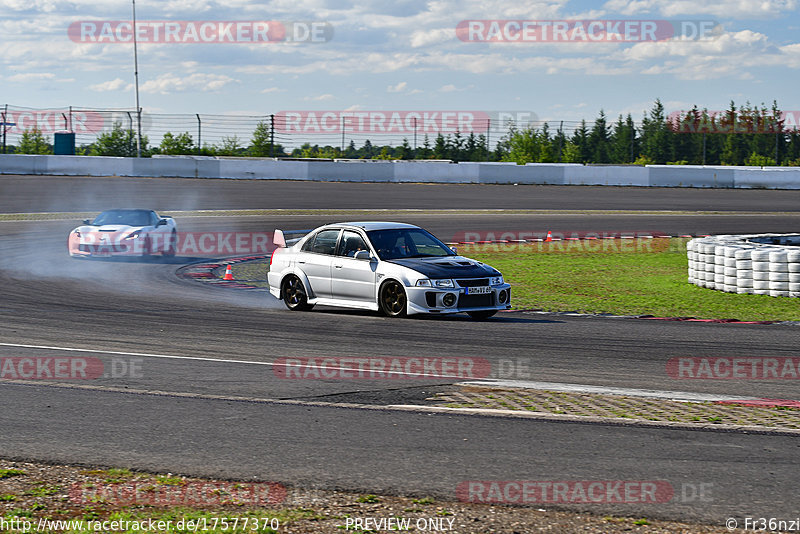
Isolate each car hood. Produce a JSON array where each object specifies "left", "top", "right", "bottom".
[
  {"left": 386, "top": 256, "right": 500, "bottom": 279},
  {"left": 75, "top": 224, "right": 142, "bottom": 233}
]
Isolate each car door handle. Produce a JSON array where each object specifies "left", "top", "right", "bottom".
[
  {"left": 333, "top": 264, "right": 343, "bottom": 269},
  {"left": 298, "top": 260, "right": 306, "bottom": 264}
]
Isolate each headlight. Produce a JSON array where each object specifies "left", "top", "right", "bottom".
[
  {"left": 415, "top": 279, "right": 432, "bottom": 287},
  {"left": 124, "top": 230, "right": 142, "bottom": 240},
  {"left": 433, "top": 279, "right": 455, "bottom": 288},
  {"left": 490, "top": 276, "right": 504, "bottom": 285}
]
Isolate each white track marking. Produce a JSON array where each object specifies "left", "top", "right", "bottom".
[
  {"left": 0, "top": 342, "right": 274, "bottom": 366},
  {"left": 0, "top": 342, "right": 475, "bottom": 379},
  {"left": 0, "top": 343, "right": 768, "bottom": 400}
]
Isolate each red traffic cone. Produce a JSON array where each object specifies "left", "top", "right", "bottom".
[
  {"left": 222, "top": 264, "right": 234, "bottom": 281},
  {"left": 545, "top": 231, "right": 552, "bottom": 242}
]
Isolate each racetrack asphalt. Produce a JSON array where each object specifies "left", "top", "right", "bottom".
[{"left": 0, "top": 175, "right": 798, "bottom": 525}]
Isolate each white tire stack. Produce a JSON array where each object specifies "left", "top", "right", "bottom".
[
  {"left": 734, "top": 248, "right": 753, "bottom": 294},
  {"left": 687, "top": 234, "right": 800, "bottom": 298}
]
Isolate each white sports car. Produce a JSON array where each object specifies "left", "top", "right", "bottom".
[
  {"left": 68, "top": 209, "right": 177, "bottom": 258},
  {"left": 268, "top": 222, "right": 511, "bottom": 319}
]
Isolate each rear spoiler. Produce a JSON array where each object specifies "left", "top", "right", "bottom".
[{"left": 273, "top": 228, "right": 313, "bottom": 248}]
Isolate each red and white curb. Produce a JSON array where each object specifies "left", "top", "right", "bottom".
[
  {"left": 459, "top": 380, "right": 800, "bottom": 408},
  {"left": 177, "top": 255, "right": 271, "bottom": 289}
]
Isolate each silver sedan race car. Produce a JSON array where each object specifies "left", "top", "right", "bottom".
[{"left": 267, "top": 222, "right": 511, "bottom": 319}]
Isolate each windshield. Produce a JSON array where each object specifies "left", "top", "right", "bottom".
[
  {"left": 366, "top": 228, "right": 455, "bottom": 260},
  {"left": 92, "top": 210, "right": 154, "bottom": 227}
]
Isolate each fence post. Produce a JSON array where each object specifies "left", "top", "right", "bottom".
[
  {"left": 2, "top": 104, "right": 7, "bottom": 154},
  {"left": 485, "top": 118, "right": 491, "bottom": 160},
  {"left": 558, "top": 120, "right": 564, "bottom": 163},
  {"left": 196, "top": 114, "right": 201, "bottom": 155},
  {"left": 270, "top": 114, "right": 275, "bottom": 157},
  {"left": 127, "top": 111, "right": 134, "bottom": 156},
  {"left": 702, "top": 132, "right": 706, "bottom": 165},
  {"left": 630, "top": 122, "right": 634, "bottom": 163},
  {"left": 341, "top": 115, "right": 345, "bottom": 152},
  {"left": 413, "top": 117, "right": 417, "bottom": 153}
]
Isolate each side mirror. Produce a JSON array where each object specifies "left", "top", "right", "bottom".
[
  {"left": 157, "top": 219, "right": 168, "bottom": 227},
  {"left": 83, "top": 219, "right": 91, "bottom": 225},
  {"left": 354, "top": 250, "right": 372, "bottom": 261},
  {"left": 450, "top": 246, "right": 458, "bottom": 254}
]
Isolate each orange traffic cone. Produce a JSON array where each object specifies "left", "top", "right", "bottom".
[
  {"left": 545, "top": 231, "right": 552, "bottom": 242},
  {"left": 222, "top": 264, "right": 234, "bottom": 280}
]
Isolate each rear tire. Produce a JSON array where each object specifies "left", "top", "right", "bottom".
[
  {"left": 282, "top": 275, "right": 314, "bottom": 311},
  {"left": 379, "top": 280, "right": 407, "bottom": 317},
  {"left": 467, "top": 310, "right": 497, "bottom": 320},
  {"left": 163, "top": 231, "right": 177, "bottom": 257},
  {"left": 142, "top": 236, "right": 153, "bottom": 259}
]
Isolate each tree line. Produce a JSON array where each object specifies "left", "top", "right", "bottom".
[{"left": 6, "top": 99, "right": 800, "bottom": 166}]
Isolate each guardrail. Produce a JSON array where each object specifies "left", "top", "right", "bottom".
[
  {"left": 2, "top": 154, "right": 800, "bottom": 188},
  {"left": 687, "top": 235, "right": 800, "bottom": 297}
]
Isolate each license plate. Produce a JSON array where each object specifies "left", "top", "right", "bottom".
[{"left": 465, "top": 286, "right": 491, "bottom": 295}]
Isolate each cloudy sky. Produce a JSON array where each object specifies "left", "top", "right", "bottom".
[{"left": 1, "top": 0, "right": 798, "bottom": 126}]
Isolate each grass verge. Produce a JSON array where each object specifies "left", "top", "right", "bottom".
[{"left": 464, "top": 238, "right": 800, "bottom": 322}]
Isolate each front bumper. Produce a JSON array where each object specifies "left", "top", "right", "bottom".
[
  {"left": 68, "top": 234, "right": 148, "bottom": 257},
  {"left": 405, "top": 283, "right": 512, "bottom": 315}
]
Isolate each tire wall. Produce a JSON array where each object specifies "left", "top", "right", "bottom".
[{"left": 687, "top": 235, "right": 800, "bottom": 297}]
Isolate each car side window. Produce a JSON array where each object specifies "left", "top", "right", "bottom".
[
  {"left": 302, "top": 229, "right": 340, "bottom": 255},
  {"left": 337, "top": 231, "right": 368, "bottom": 257}
]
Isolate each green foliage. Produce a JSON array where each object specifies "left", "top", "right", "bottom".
[
  {"left": 17, "top": 128, "right": 51, "bottom": 154},
  {"left": 745, "top": 151, "right": 776, "bottom": 166},
  {"left": 466, "top": 239, "right": 800, "bottom": 321},
  {"left": 249, "top": 120, "right": 274, "bottom": 156},
  {"left": 91, "top": 122, "right": 148, "bottom": 157},
  {"left": 158, "top": 131, "right": 194, "bottom": 155},
  {"left": 53, "top": 98, "right": 800, "bottom": 165}
]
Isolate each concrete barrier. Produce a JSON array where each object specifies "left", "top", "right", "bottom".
[{"left": 2, "top": 154, "right": 800, "bottom": 189}]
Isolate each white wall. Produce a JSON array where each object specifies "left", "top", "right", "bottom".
[{"left": 2, "top": 154, "right": 800, "bottom": 189}]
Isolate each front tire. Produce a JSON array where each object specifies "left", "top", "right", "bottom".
[
  {"left": 282, "top": 275, "right": 314, "bottom": 311},
  {"left": 379, "top": 280, "right": 407, "bottom": 317},
  {"left": 467, "top": 310, "right": 497, "bottom": 320}
]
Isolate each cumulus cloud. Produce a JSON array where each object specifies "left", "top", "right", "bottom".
[
  {"left": 89, "top": 77, "right": 128, "bottom": 92},
  {"left": 386, "top": 81, "right": 407, "bottom": 92},
  {"left": 304, "top": 93, "right": 334, "bottom": 101},
  {"left": 139, "top": 73, "right": 237, "bottom": 94},
  {"left": 604, "top": 0, "right": 797, "bottom": 18},
  {"left": 5, "top": 72, "right": 55, "bottom": 82}
]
